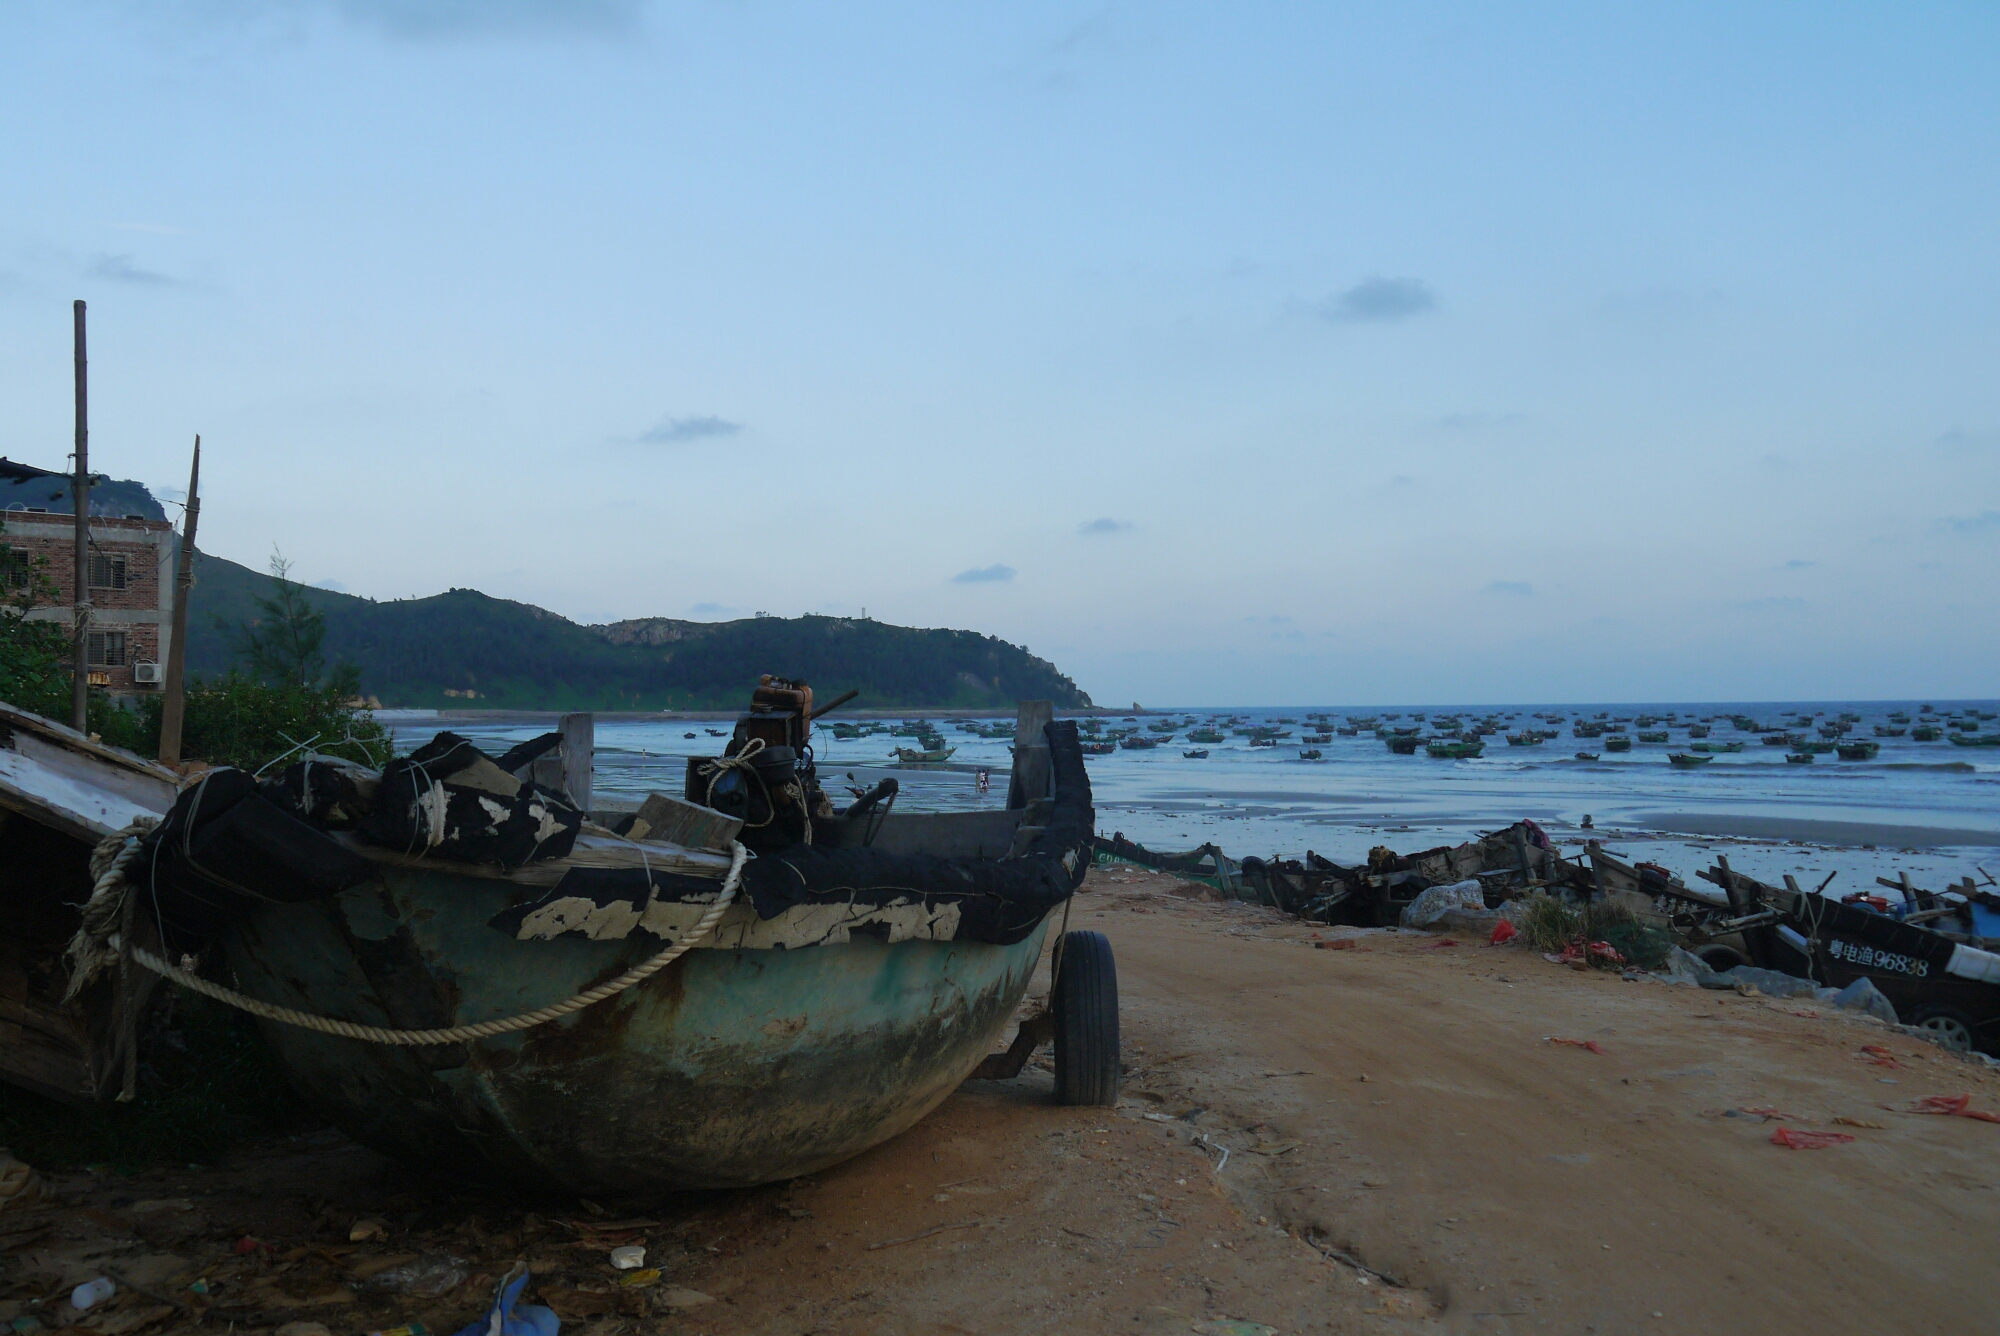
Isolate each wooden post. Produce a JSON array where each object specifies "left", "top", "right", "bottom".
[
  {"left": 71, "top": 300, "right": 90, "bottom": 733},
  {"left": 1715, "top": 855, "right": 1745, "bottom": 914},
  {"left": 1006, "top": 700, "right": 1053, "bottom": 811},
  {"left": 560, "top": 712, "right": 594, "bottom": 815},
  {"left": 157, "top": 437, "right": 201, "bottom": 767}
]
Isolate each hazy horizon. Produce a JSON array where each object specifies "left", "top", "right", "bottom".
[{"left": 4, "top": 2, "right": 1995, "bottom": 706}]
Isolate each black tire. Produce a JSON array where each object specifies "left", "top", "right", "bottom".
[
  {"left": 1910, "top": 1005, "right": 1978, "bottom": 1054},
  {"left": 1052, "top": 930, "right": 1121, "bottom": 1106},
  {"left": 1695, "top": 945, "right": 1748, "bottom": 972}
]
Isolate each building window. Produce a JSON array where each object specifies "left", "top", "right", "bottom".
[
  {"left": 88, "top": 553, "right": 128, "bottom": 590},
  {"left": 1, "top": 549, "right": 28, "bottom": 588},
  {"left": 87, "top": 632, "right": 126, "bottom": 667}
]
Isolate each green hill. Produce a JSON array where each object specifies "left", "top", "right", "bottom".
[{"left": 183, "top": 548, "right": 1091, "bottom": 711}]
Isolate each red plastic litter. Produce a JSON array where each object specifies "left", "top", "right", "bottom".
[
  {"left": 1903, "top": 1094, "right": 2000, "bottom": 1123},
  {"left": 1315, "top": 938, "right": 1361, "bottom": 951},
  {"left": 233, "top": 1236, "right": 262, "bottom": 1255},
  {"left": 1771, "top": 1127, "right": 1855, "bottom": 1149},
  {"left": 1855, "top": 1045, "right": 1904, "bottom": 1069},
  {"left": 1557, "top": 938, "right": 1627, "bottom": 966},
  {"left": 1421, "top": 938, "right": 1459, "bottom": 950},
  {"left": 1547, "top": 1037, "right": 1607, "bottom": 1055},
  {"left": 1488, "top": 921, "right": 1518, "bottom": 946}
]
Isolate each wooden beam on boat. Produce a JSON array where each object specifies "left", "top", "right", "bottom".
[
  {"left": 1006, "top": 700, "right": 1053, "bottom": 811},
  {"left": 560, "top": 712, "right": 594, "bottom": 816}
]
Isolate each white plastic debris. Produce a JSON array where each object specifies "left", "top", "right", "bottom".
[{"left": 610, "top": 1245, "right": 646, "bottom": 1270}]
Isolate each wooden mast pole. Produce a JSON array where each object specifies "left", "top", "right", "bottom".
[
  {"left": 71, "top": 300, "right": 91, "bottom": 732},
  {"left": 157, "top": 437, "right": 201, "bottom": 767}
]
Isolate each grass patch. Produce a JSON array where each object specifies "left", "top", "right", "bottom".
[
  {"left": 1514, "top": 893, "right": 1674, "bottom": 969},
  {"left": 0, "top": 993, "right": 310, "bottom": 1172}
]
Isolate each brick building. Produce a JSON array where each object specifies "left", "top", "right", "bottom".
[{"left": 1, "top": 458, "right": 176, "bottom": 698}]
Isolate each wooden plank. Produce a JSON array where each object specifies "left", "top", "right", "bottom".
[
  {"left": 560, "top": 712, "right": 594, "bottom": 815},
  {"left": 630, "top": 792, "right": 743, "bottom": 852},
  {"left": 1006, "top": 701, "right": 1053, "bottom": 811}
]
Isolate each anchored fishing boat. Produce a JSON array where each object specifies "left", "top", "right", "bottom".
[{"left": 47, "top": 685, "right": 1112, "bottom": 1196}]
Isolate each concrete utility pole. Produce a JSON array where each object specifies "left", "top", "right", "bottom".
[
  {"left": 71, "top": 300, "right": 90, "bottom": 733},
  {"left": 157, "top": 437, "right": 201, "bottom": 767}
]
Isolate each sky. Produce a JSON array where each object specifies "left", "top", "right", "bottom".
[{"left": 2, "top": 1, "right": 1996, "bottom": 706}]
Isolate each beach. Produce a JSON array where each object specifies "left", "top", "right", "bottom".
[{"left": 16, "top": 865, "right": 1997, "bottom": 1335}]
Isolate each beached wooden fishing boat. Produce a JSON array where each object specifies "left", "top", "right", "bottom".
[
  {"left": 56, "top": 697, "right": 1109, "bottom": 1195},
  {"left": 1667, "top": 752, "right": 1712, "bottom": 768},
  {"left": 894, "top": 744, "right": 957, "bottom": 763}
]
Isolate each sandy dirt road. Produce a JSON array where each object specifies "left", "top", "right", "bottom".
[{"left": 8, "top": 866, "right": 1998, "bottom": 1335}]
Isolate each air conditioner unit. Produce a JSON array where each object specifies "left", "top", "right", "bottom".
[{"left": 133, "top": 662, "right": 164, "bottom": 685}]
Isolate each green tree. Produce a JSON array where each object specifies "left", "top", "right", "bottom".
[{"left": 230, "top": 548, "right": 350, "bottom": 691}]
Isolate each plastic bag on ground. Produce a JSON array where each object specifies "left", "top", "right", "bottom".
[
  {"left": 1703, "top": 965, "right": 1823, "bottom": 999},
  {"left": 1401, "top": 879, "right": 1487, "bottom": 929},
  {"left": 1830, "top": 976, "right": 1899, "bottom": 1024},
  {"left": 451, "top": 1262, "right": 558, "bottom": 1336}
]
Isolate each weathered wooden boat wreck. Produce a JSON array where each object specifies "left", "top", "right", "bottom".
[{"left": 20, "top": 685, "right": 1113, "bottom": 1196}]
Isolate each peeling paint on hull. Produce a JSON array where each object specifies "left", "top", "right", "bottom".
[{"left": 224, "top": 864, "right": 1050, "bottom": 1194}]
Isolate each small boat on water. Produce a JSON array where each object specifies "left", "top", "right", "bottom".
[
  {"left": 1913, "top": 725, "right": 1945, "bottom": 741},
  {"left": 1575, "top": 751, "right": 1600, "bottom": 761},
  {"left": 1182, "top": 748, "right": 1209, "bottom": 759},
  {"left": 1080, "top": 740, "right": 1116, "bottom": 756},
  {"left": 1668, "top": 752, "right": 1713, "bottom": 768},
  {"left": 1638, "top": 731, "right": 1670, "bottom": 744},
  {"left": 1385, "top": 736, "right": 1421, "bottom": 755},
  {"left": 1874, "top": 725, "right": 1907, "bottom": 737},
  {"left": 1186, "top": 728, "right": 1225, "bottom": 744},
  {"left": 1120, "top": 734, "right": 1163, "bottom": 750},
  {"left": 1787, "top": 751, "right": 1815, "bottom": 763},
  {"left": 1425, "top": 739, "right": 1484, "bottom": 759},
  {"left": 1837, "top": 741, "right": 1881, "bottom": 760},
  {"left": 1687, "top": 724, "right": 1711, "bottom": 738},
  {"left": 1604, "top": 736, "right": 1633, "bottom": 753},
  {"left": 894, "top": 745, "right": 958, "bottom": 764},
  {"left": 1948, "top": 733, "right": 2000, "bottom": 748},
  {"left": 1505, "top": 732, "right": 1546, "bottom": 747},
  {"left": 1297, "top": 748, "right": 1323, "bottom": 761}
]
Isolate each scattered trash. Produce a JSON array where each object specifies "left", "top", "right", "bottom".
[
  {"left": 617, "top": 1267, "right": 662, "bottom": 1288},
  {"left": 1833, "top": 1117, "right": 1887, "bottom": 1129},
  {"left": 1547, "top": 1037, "right": 1607, "bottom": 1055},
  {"left": 69, "top": 1278, "right": 115, "bottom": 1311},
  {"left": 1771, "top": 1127, "right": 1855, "bottom": 1149},
  {"left": 658, "top": 1287, "right": 716, "bottom": 1309},
  {"left": 449, "top": 1263, "right": 557, "bottom": 1336},
  {"left": 364, "top": 1255, "right": 471, "bottom": 1300},
  {"left": 1739, "top": 1107, "right": 1804, "bottom": 1121},
  {"left": 1856, "top": 1046, "right": 1904, "bottom": 1069},
  {"left": 609, "top": 1244, "right": 646, "bottom": 1269},
  {"left": 1313, "top": 937, "right": 1361, "bottom": 951},
  {"left": 0, "top": 1152, "right": 43, "bottom": 1214},
  {"left": 1420, "top": 938, "right": 1459, "bottom": 950},
  {"left": 1488, "top": 920, "right": 1518, "bottom": 946},
  {"left": 1558, "top": 939, "right": 1626, "bottom": 967},
  {"left": 1900, "top": 1094, "right": 2000, "bottom": 1123},
  {"left": 349, "top": 1218, "right": 388, "bottom": 1242},
  {"left": 233, "top": 1235, "right": 264, "bottom": 1255}
]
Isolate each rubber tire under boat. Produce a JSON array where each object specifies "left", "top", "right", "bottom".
[
  {"left": 1909, "top": 1005, "right": 1977, "bottom": 1054},
  {"left": 1053, "top": 930, "right": 1121, "bottom": 1107}
]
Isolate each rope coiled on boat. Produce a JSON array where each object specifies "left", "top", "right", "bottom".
[{"left": 104, "top": 835, "right": 749, "bottom": 1047}]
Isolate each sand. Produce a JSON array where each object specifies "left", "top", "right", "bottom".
[
  {"left": 1633, "top": 812, "right": 2000, "bottom": 848},
  {"left": 11, "top": 865, "right": 1998, "bottom": 1334}
]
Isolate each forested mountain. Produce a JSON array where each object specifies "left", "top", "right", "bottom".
[{"left": 182, "top": 548, "right": 1091, "bottom": 710}]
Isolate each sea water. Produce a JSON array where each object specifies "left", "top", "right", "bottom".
[{"left": 384, "top": 700, "right": 2000, "bottom": 894}]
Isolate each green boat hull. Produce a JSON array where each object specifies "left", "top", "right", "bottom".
[{"left": 226, "top": 864, "right": 1050, "bottom": 1195}]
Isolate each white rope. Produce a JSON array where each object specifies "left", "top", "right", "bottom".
[{"left": 121, "top": 839, "right": 749, "bottom": 1047}]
